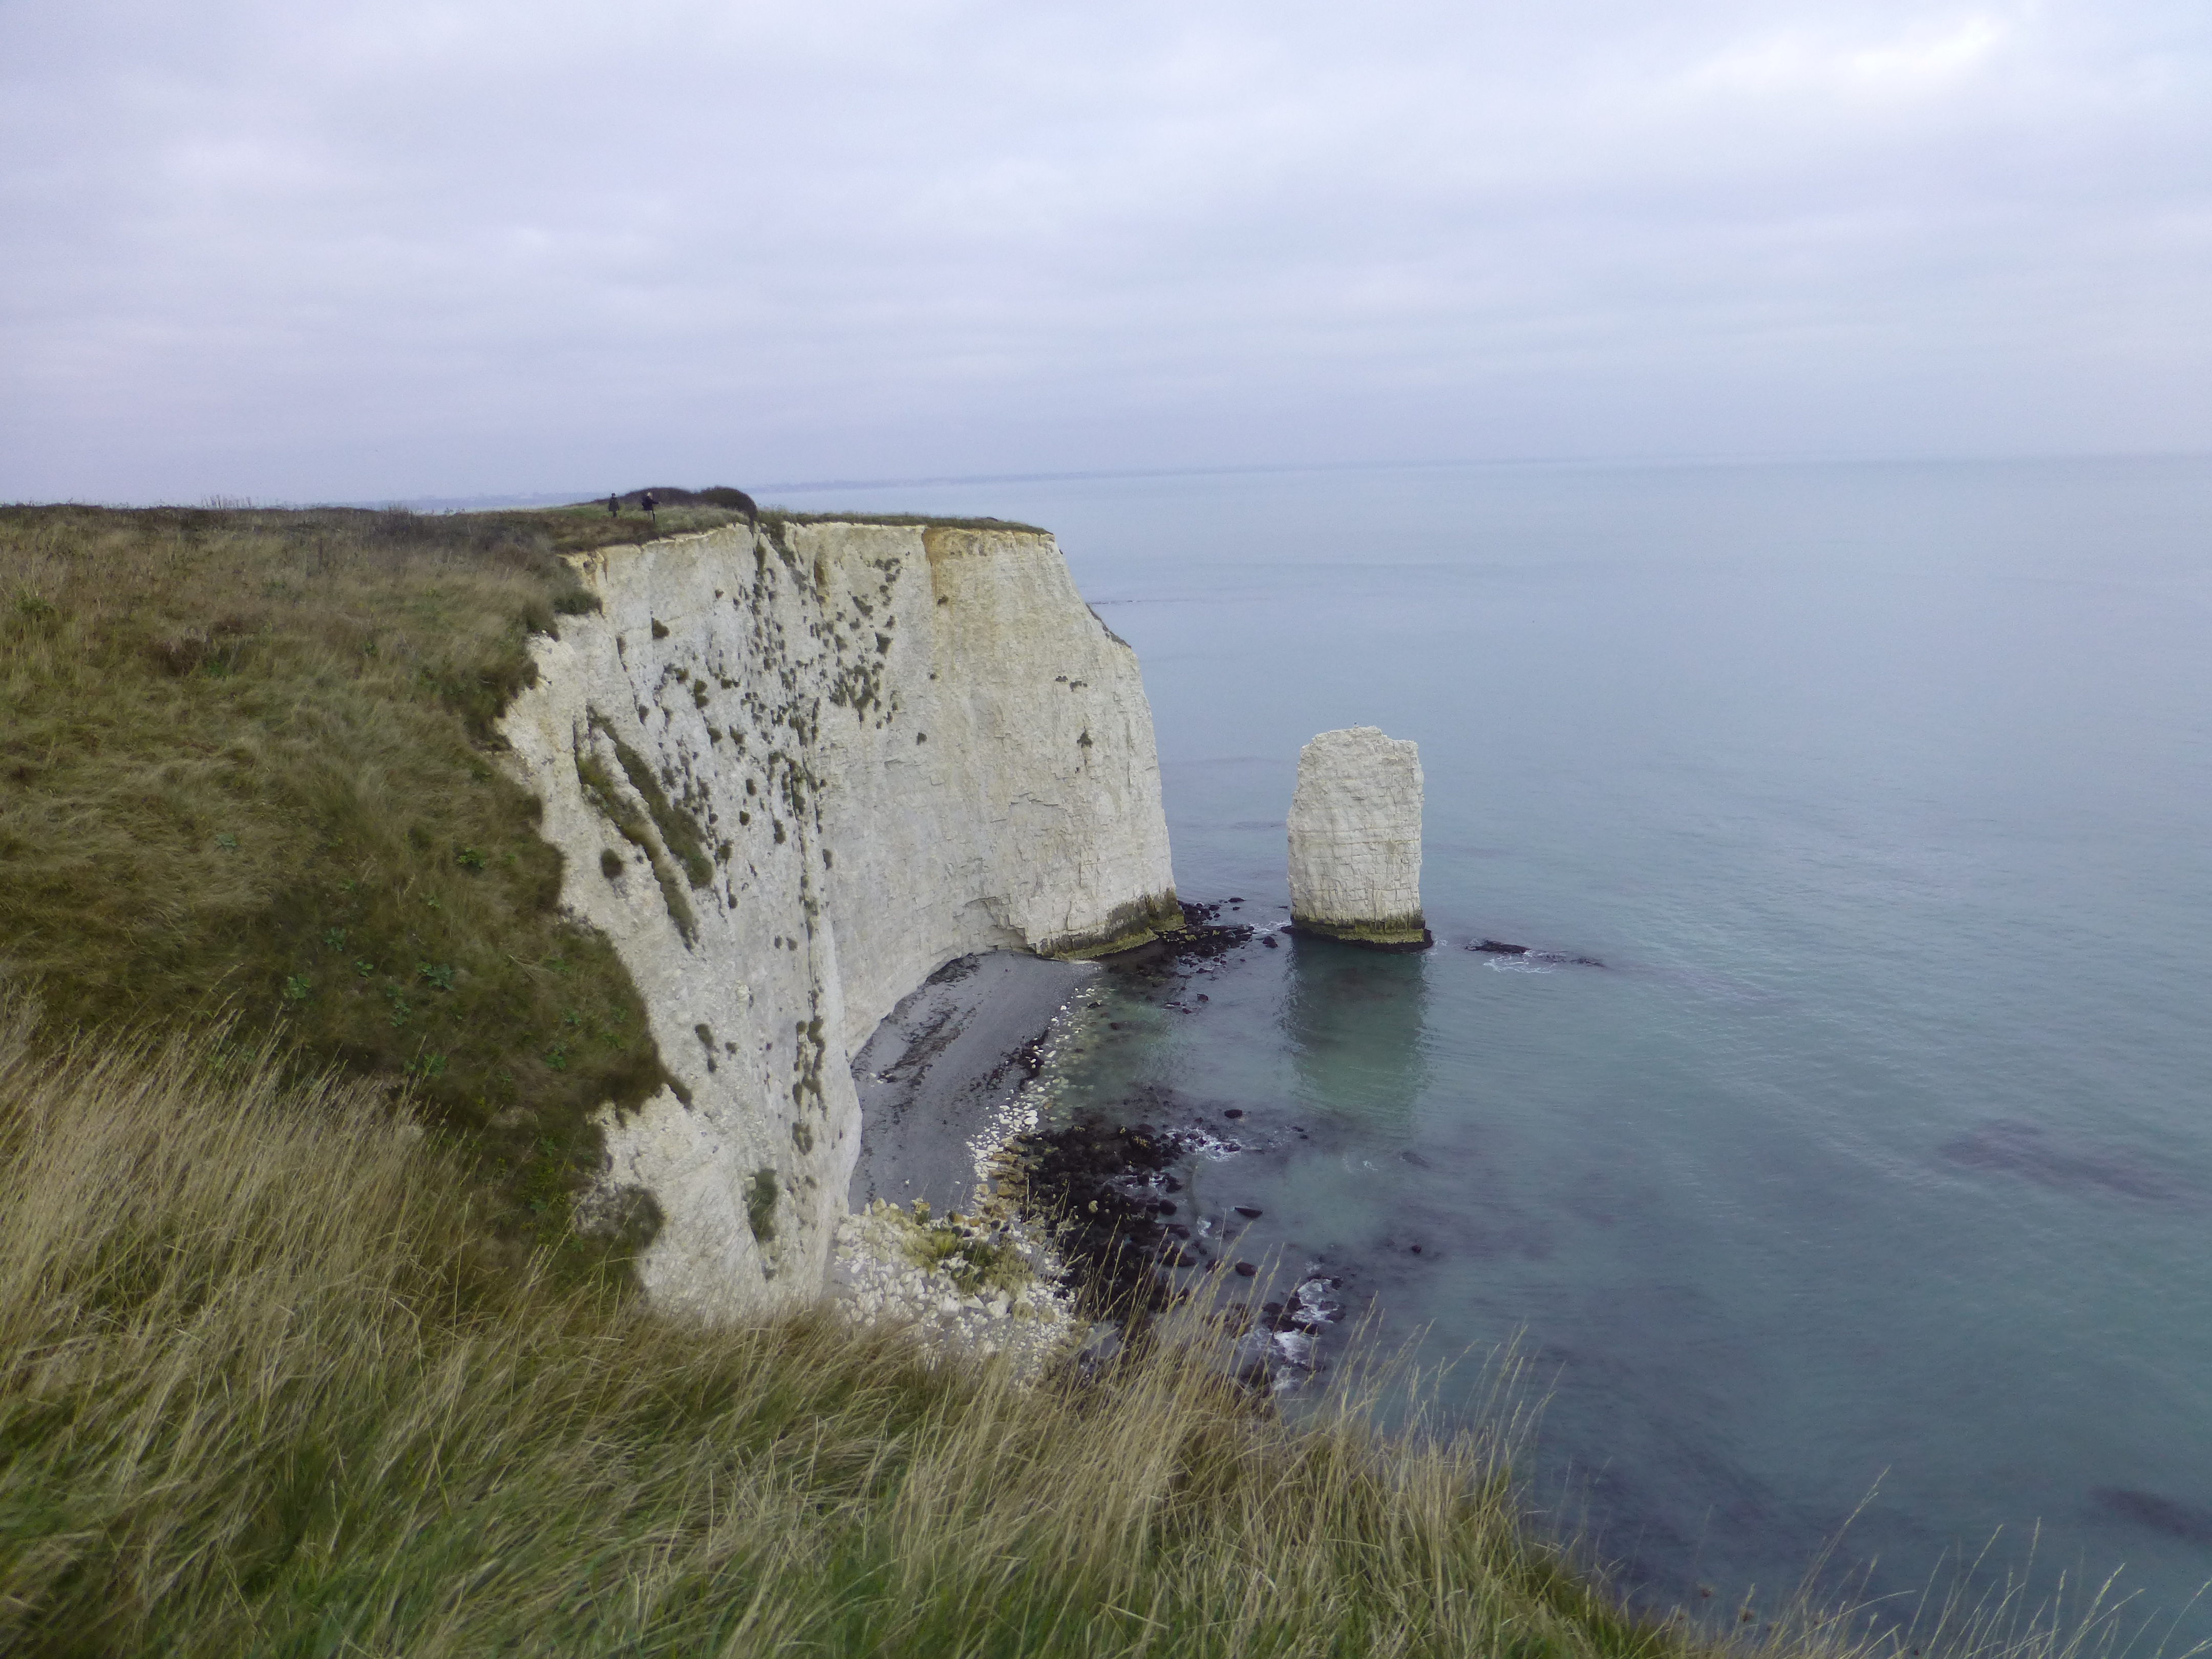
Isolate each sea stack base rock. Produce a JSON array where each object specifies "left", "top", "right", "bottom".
[{"left": 1287, "top": 726, "right": 1432, "bottom": 951}]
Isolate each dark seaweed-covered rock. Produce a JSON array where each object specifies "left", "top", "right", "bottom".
[
  {"left": 1096, "top": 900, "right": 1253, "bottom": 1003},
  {"left": 1167, "top": 899, "right": 1254, "bottom": 960},
  {"left": 1004, "top": 1115, "right": 1206, "bottom": 1315}
]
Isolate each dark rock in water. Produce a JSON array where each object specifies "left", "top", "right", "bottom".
[
  {"left": 1003, "top": 1114, "right": 1209, "bottom": 1314},
  {"left": 1223, "top": 1109, "right": 1244, "bottom": 1119},
  {"left": 1943, "top": 1121, "right": 2182, "bottom": 1203},
  {"left": 1399, "top": 1149, "right": 1433, "bottom": 1168},
  {"left": 1469, "top": 938, "right": 1606, "bottom": 967},
  {"left": 1235, "top": 1205, "right": 1264, "bottom": 1219},
  {"left": 1098, "top": 900, "right": 1251, "bottom": 970},
  {"left": 1410, "top": 1244, "right": 1422, "bottom": 1254},
  {"left": 1220, "top": 1269, "right": 1348, "bottom": 1396},
  {"left": 1262, "top": 934, "right": 1279, "bottom": 948},
  {"left": 2094, "top": 1487, "right": 2212, "bottom": 1544},
  {"left": 1166, "top": 901, "right": 1253, "bottom": 959}
]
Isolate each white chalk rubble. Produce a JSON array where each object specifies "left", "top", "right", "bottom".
[{"left": 827, "top": 1201, "right": 1078, "bottom": 1384}]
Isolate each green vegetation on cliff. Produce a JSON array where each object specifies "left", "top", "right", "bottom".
[{"left": 0, "top": 503, "right": 755, "bottom": 1261}]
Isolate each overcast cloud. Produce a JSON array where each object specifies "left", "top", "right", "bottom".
[{"left": 3, "top": 0, "right": 2207, "bottom": 502}]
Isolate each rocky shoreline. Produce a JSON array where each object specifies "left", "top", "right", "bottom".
[{"left": 830, "top": 902, "right": 1349, "bottom": 1395}]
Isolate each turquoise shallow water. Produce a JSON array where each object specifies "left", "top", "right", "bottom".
[{"left": 776, "top": 458, "right": 2212, "bottom": 1638}]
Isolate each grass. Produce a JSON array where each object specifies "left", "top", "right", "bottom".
[
  {"left": 0, "top": 1006, "right": 1708, "bottom": 1656},
  {"left": 881, "top": 1199, "right": 1042, "bottom": 1302},
  {"left": 0, "top": 503, "right": 731, "bottom": 1264}
]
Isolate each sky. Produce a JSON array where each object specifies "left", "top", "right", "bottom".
[{"left": 3, "top": 0, "right": 2208, "bottom": 504}]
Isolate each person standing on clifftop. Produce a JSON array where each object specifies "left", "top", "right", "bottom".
[
  {"left": 606, "top": 493, "right": 619, "bottom": 517},
  {"left": 641, "top": 492, "right": 657, "bottom": 522}
]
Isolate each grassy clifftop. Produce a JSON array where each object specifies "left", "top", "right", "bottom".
[{"left": 0, "top": 503, "right": 752, "bottom": 1263}]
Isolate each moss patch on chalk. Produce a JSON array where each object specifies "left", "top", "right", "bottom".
[
  {"left": 746, "top": 1167, "right": 780, "bottom": 1244},
  {"left": 879, "top": 1199, "right": 1040, "bottom": 1302},
  {"left": 1290, "top": 912, "right": 1435, "bottom": 951},
  {"left": 1035, "top": 889, "right": 1187, "bottom": 960}
]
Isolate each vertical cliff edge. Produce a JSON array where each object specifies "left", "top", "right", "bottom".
[{"left": 500, "top": 519, "right": 1180, "bottom": 1315}]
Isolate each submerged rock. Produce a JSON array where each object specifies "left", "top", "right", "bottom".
[
  {"left": 1286, "top": 726, "right": 1432, "bottom": 951},
  {"left": 1469, "top": 938, "right": 1606, "bottom": 968}
]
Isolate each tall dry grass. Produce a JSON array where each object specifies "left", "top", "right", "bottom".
[{"left": 0, "top": 998, "right": 1709, "bottom": 1656}]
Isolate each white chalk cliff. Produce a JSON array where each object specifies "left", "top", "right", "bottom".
[
  {"left": 1286, "top": 726, "right": 1431, "bottom": 950},
  {"left": 500, "top": 519, "right": 1180, "bottom": 1316}
]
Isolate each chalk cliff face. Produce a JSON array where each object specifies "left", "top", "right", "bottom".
[
  {"left": 500, "top": 520, "right": 1179, "bottom": 1315},
  {"left": 1287, "top": 726, "right": 1431, "bottom": 950}
]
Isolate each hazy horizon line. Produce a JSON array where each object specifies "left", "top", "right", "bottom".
[{"left": 11, "top": 446, "right": 2208, "bottom": 515}]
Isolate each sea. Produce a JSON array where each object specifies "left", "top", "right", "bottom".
[{"left": 770, "top": 456, "right": 2212, "bottom": 1647}]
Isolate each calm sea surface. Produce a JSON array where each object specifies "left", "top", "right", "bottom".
[{"left": 774, "top": 458, "right": 2212, "bottom": 1641}]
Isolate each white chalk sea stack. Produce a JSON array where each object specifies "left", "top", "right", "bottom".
[{"left": 1286, "top": 726, "right": 1431, "bottom": 951}]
